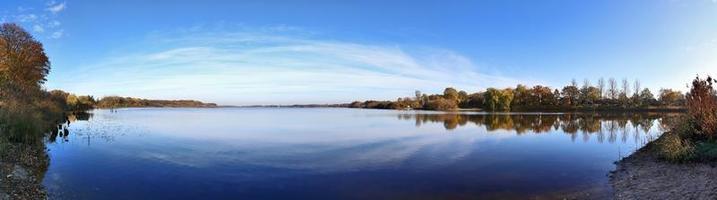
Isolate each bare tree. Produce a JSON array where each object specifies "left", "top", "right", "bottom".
[
  {"left": 633, "top": 79, "right": 641, "bottom": 98},
  {"left": 582, "top": 78, "right": 591, "bottom": 90},
  {"left": 571, "top": 78, "right": 578, "bottom": 88},
  {"left": 608, "top": 78, "right": 618, "bottom": 99},
  {"left": 621, "top": 78, "right": 630, "bottom": 97},
  {"left": 597, "top": 77, "right": 605, "bottom": 99}
]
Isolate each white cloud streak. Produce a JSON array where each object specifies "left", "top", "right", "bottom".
[{"left": 49, "top": 29, "right": 528, "bottom": 105}]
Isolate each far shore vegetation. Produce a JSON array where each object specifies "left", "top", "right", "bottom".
[
  {"left": 351, "top": 78, "right": 686, "bottom": 112},
  {"left": 74, "top": 96, "right": 218, "bottom": 109}
]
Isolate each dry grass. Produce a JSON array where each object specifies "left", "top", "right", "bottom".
[{"left": 657, "top": 132, "right": 695, "bottom": 162}]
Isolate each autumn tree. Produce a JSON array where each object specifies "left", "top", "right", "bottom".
[
  {"left": 425, "top": 97, "right": 458, "bottom": 111},
  {"left": 458, "top": 90, "right": 468, "bottom": 103},
  {"left": 0, "top": 23, "right": 51, "bottom": 102},
  {"left": 443, "top": 87, "right": 459, "bottom": 102},
  {"left": 561, "top": 85, "right": 580, "bottom": 106},
  {"left": 659, "top": 89, "right": 685, "bottom": 106},
  {"left": 530, "top": 85, "right": 555, "bottom": 106}
]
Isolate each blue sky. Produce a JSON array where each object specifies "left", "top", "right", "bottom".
[{"left": 1, "top": 0, "right": 717, "bottom": 105}]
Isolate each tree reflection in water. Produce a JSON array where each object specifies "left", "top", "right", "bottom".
[{"left": 397, "top": 112, "right": 681, "bottom": 144}]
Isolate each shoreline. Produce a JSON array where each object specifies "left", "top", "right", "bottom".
[
  {"left": 0, "top": 142, "right": 48, "bottom": 200},
  {"left": 609, "top": 140, "right": 717, "bottom": 199}
]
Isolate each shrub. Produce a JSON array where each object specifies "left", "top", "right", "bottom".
[
  {"left": 685, "top": 76, "right": 717, "bottom": 139},
  {"left": 695, "top": 142, "right": 717, "bottom": 161},
  {"left": 657, "top": 132, "right": 696, "bottom": 162}
]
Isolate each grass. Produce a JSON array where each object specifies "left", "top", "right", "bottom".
[{"left": 695, "top": 141, "right": 717, "bottom": 161}]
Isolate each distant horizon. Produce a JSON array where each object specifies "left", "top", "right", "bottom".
[{"left": 2, "top": 0, "right": 716, "bottom": 105}]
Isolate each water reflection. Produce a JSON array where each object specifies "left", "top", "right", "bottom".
[
  {"left": 42, "top": 109, "right": 681, "bottom": 199},
  {"left": 399, "top": 112, "right": 679, "bottom": 144},
  {"left": 47, "top": 112, "right": 92, "bottom": 144}
]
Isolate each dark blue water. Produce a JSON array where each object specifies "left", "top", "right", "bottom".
[{"left": 42, "top": 108, "right": 668, "bottom": 199}]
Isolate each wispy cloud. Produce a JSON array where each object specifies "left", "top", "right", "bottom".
[
  {"left": 32, "top": 24, "right": 44, "bottom": 33},
  {"left": 46, "top": 1, "right": 66, "bottom": 14},
  {"left": 50, "top": 29, "right": 63, "bottom": 38},
  {"left": 0, "top": 1, "right": 66, "bottom": 39},
  {"left": 48, "top": 28, "right": 528, "bottom": 105}
]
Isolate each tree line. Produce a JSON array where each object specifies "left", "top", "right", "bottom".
[
  {"left": 94, "top": 96, "right": 217, "bottom": 108},
  {"left": 351, "top": 78, "right": 686, "bottom": 111}
]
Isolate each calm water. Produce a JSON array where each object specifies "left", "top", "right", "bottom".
[{"left": 42, "top": 108, "right": 673, "bottom": 199}]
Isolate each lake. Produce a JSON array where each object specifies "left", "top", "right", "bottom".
[{"left": 42, "top": 108, "right": 674, "bottom": 199}]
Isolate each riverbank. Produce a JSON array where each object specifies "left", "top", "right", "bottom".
[
  {"left": 0, "top": 141, "right": 48, "bottom": 200},
  {"left": 610, "top": 141, "right": 717, "bottom": 199}
]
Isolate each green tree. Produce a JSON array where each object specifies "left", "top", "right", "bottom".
[
  {"left": 639, "top": 88, "right": 655, "bottom": 105},
  {"left": 500, "top": 88, "right": 514, "bottom": 111},
  {"left": 484, "top": 88, "right": 513, "bottom": 111},
  {"left": 513, "top": 84, "right": 529, "bottom": 106},
  {"left": 581, "top": 86, "right": 601, "bottom": 105},
  {"left": 66, "top": 94, "right": 78, "bottom": 109}
]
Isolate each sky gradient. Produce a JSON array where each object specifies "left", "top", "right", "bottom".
[{"left": 2, "top": 0, "right": 717, "bottom": 105}]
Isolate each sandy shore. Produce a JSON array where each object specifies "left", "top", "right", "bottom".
[{"left": 610, "top": 143, "right": 717, "bottom": 200}]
